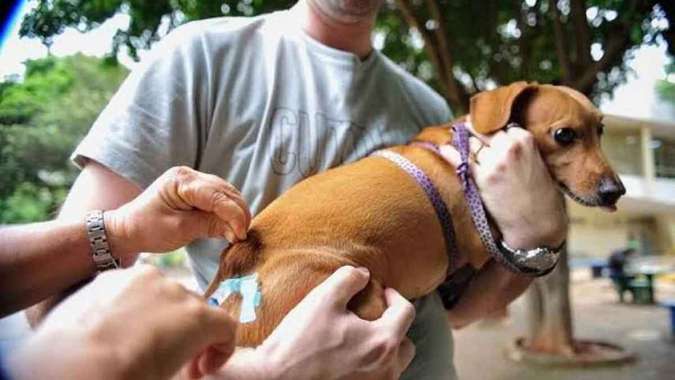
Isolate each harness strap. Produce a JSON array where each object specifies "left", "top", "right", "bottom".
[{"left": 371, "top": 150, "right": 458, "bottom": 273}]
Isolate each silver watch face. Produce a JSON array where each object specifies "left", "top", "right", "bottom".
[
  {"left": 511, "top": 247, "right": 560, "bottom": 272},
  {"left": 500, "top": 241, "right": 561, "bottom": 274}
]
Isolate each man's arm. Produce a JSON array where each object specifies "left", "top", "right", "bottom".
[
  {"left": 22, "top": 161, "right": 141, "bottom": 323},
  {"left": 1, "top": 219, "right": 99, "bottom": 317},
  {"left": 22, "top": 162, "right": 250, "bottom": 324},
  {"left": 440, "top": 127, "right": 567, "bottom": 328},
  {"left": 446, "top": 260, "right": 531, "bottom": 329}
]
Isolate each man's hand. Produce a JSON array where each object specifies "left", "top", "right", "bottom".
[
  {"left": 105, "top": 166, "right": 252, "bottom": 262},
  {"left": 441, "top": 127, "right": 567, "bottom": 249},
  {"left": 210, "top": 266, "right": 416, "bottom": 380},
  {"left": 9, "top": 266, "right": 236, "bottom": 380}
]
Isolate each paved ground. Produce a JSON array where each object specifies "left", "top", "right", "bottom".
[
  {"left": 3, "top": 266, "right": 674, "bottom": 379},
  {"left": 453, "top": 270, "right": 675, "bottom": 380}
]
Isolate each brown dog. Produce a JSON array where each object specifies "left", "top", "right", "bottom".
[{"left": 204, "top": 81, "right": 624, "bottom": 346}]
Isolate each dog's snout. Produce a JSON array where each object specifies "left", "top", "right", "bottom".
[{"left": 598, "top": 177, "right": 625, "bottom": 205}]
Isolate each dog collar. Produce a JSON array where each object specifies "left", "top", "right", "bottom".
[{"left": 371, "top": 149, "right": 459, "bottom": 273}]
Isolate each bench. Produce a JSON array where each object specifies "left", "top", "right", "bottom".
[{"left": 611, "top": 275, "right": 655, "bottom": 304}]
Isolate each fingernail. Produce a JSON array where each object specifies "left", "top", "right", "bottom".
[
  {"left": 224, "top": 231, "right": 235, "bottom": 242},
  {"left": 356, "top": 267, "right": 370, "bottom": 276}
]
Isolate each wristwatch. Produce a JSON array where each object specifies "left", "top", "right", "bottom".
[
  {"left": 85, "top": 210, "right": 120, "bottom": 272},
  {"left": 497, "top": 239, "right": 564, "bottom": 277}
]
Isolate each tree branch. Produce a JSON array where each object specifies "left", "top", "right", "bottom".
[
  {"left": 572, "top": 29, "right": 630, "bottom": 94},
  {"left": 661, "top": 1, "right": 675, "bottom": 56},
  {"left": 572, "top": 0, "right": 652, "bottom": 94},
  {"left": 570, "top": 0, "right": 592, "bottom": 67},
  {"left": 549, "top": 0, "right": 573, "bottom": 84},
  {"left": 513, "top": 0, "right": 531, "bottom": 79},
  {"left": 395, "top": 0, "right": 468, "bottom": 112},
  {"left": 395, "top": 0, "right": 447, "bottom": 86},
  {"left": 424, "top": 0, "right": 469, "bottom": 111}
]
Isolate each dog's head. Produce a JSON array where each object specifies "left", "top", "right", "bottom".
[{"left": 469, "top": 81, "right": 625, "bottom": 211}]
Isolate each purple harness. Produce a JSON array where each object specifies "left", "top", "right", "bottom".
[{"left": 372, "top": 123, "right": 524, "bottom": 274}]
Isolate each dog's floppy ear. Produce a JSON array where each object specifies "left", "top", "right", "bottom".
[{"left": 470, "top": 81, "right": 536, "bottom": 134}]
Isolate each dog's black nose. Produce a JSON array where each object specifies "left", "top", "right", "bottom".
[{"left": 598, "top": 177, "right": 626, "bottom": 205}]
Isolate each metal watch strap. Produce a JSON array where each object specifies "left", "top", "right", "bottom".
[
  {"left": 85, "top": 210, "right": 120, "bottom": 272},
  {"left": 497, "top": 240, "right": 564, "bottom": 277}
]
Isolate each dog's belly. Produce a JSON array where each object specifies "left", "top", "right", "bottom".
[{"left": 223, "top": 248, "right": 443, "bottom": 347}]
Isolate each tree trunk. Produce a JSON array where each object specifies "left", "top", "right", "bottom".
[{"left": 524, "top": 246, "right": 576, "bottom": 355}]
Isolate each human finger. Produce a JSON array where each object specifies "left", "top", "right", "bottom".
[
  {"left": 186, "top": 210, "right": 239, "bottom": 242},
  {"left": 438, "top": 144, "right": 461, "bottom": 167},
  {"left": 376, "top": 288, "right": 415, "bottom": 338},
  {"left": 208, "top": 196, "right": 250, "bottom": 241},
  {"left": 185, "top": 306, "right": 238, "bottom": 378},
  {"left": 196, "top": 343, "right": 235, "bottom": 377},
  {"left": 178, "top": 183, "right": 251, "bottom": 241},
  {"left": 167, "top": 168, "right": 251, "bottom": 236},
  {"left": 197, "top": 173, "right": 252, "bottom": 226},
  {"left": 486, "top": 130, "right": 511, "bottom": 150},
  {"left": 505, "top": 126, "right": 536, "bottom": 149},
  {"left": 310, "top": 266, "right": 370, "bottom": 309},
  {"left": 395, "top": 338, "right": 416, "bottom": 376},
  {"left": 465, "top": 123, "right": 492, "bottom": 146}
]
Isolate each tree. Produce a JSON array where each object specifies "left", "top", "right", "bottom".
[
  {"left": 20, "top": 1, "right": 674, "bottom": 111},
  {"left": 18, "top": 0, "right": 674, "bottom": 358},
  {"left": 656, "top": 61, "right": 675, "bottom": 102},
  {"left": 0, "top": 55, "right": 127, "bottom": 222}
]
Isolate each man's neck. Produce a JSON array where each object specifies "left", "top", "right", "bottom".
[{"left": 299, "top": 1, "right": 375, "bottom": 60}]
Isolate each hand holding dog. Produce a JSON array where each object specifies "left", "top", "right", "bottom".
[
  {"left": 441, "top": 127, "right": 567, "bottom": 248},
  {"left": 105, "top": 166, "right": 252, "bottom": 263},
  {"left": 8, "top": 266, "right": 237, "bottom": 380},
  {"left": 210, "top": 266, "right": 416, "bottom": 380}
]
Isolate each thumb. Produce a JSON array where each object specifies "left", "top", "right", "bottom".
[
  {"left": 185, "top": 308, "right": 238, "bottom": 378},
  {"left": 439, "top": 144, "right": 461, "bottom": 167},
  {"left": 188, "top": 343, "right": 235, "bottom": 379},
  {"left": 311, "top": 266, "right": 370, "bottom": 309}
]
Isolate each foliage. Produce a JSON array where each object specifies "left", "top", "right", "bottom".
[
  {"left": 656, "top": 61, "right": 675, "bottom": 103},
  {"left": 389, "top": 0, "right": 673, "bottom": 111},
  {"left": 0, "top": 54, "right": 127, "bottom": 222},
  {"left": 20, "top": 0, "right": 294, "bottom": 59},
  {"left": 20, "top": 0, "right": 674, "bottom": 113}
]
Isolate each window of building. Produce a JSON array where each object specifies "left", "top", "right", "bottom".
[
  {"left": 653, "top": 137, "right": 675, "bottom": 179},
  {"left": 602, "top": 130, "right": 643, "bottom": 176}
]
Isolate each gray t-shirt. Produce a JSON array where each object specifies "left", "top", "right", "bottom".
[{"left": 73, "top": 8, "right": 456, "bottom": 379}]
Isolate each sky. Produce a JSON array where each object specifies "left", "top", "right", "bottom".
[
  {"left": 0, "top": 1, "right": 673, "bottom": 124},
  {"left": 0, "top": 3, "right": 138, "bottom": 76}
]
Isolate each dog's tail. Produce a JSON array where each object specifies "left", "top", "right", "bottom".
[{"left": 203, "top": 230, "right": 263, "bottom": 298}]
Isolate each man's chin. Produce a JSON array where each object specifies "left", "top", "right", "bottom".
[{"left": 310, "top": 0, "right": 383, "bottom": 23}]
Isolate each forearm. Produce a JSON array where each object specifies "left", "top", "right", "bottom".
[
  {"left": 446, "top": 259, "right": 532, "bottom": 329},
  {"left": 0, "top": 220, "right": 97, "bottom": 317},
  {"left": 25, "top": 161, "right": 142, "bottom": 324}
]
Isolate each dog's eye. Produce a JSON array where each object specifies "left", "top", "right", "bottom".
[
  {"left": 598, "top": 124, "right": 605, "bottom": 136},
  {"left": 554, "top": 128, "right": 577, "bottom": 145}
]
